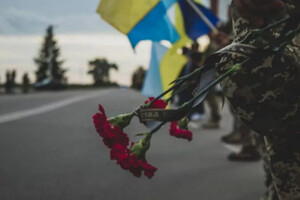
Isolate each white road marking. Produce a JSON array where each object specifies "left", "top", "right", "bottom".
[{"left": 0, "top": 91, "right": 109, "bottom": 124}]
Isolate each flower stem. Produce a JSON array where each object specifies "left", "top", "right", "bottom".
[
  {"left": 147, "top": 61, "right": 246, "bottom": 136},
  {"left": 186, "top": 62, "right": 244, "bottom": 109},
  {"left": 147, "top": 65, "right": 207, "bottom": 108},
  {"left": 150, "top": 121, "right": 167, "bottom": 135}
]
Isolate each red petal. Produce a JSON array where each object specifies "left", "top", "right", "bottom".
[
  {"left": 110, "top": 143, "right": 129, "bottom": 161},
  {"left": 145, "top": 97, "right": 167, "bottom": 109},
  {"left": 169, "top": 122, "right": 193, "bottom": 141},
  {"left": 139, "top": 160, "right": 157, "bottom": 179},
  {"left": 98, "top": 104, "right": 106, "bottom": 116}
]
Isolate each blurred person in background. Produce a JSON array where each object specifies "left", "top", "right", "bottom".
[
  {"left": 11, "top": 69, "right": 17, "bottom": 94},
  {"left": 131, "top": 66, "right": 146, "bottom": 91},
  {"left": 177, "top": 41, "right": 205, "bottom": 121},
  {"left": 202, "top": 26, "right": 231, "bottom": 129},
  {"left": 22, "top": 73, "right": 30, "bottom": 94},
  {"left": 5, "top": 70, "right": 11, "bottom": 94}
]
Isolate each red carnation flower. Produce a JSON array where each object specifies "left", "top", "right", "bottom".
[
  {"left": 145, "top": 97, "right": 167, "bottom": 109},
  {"left": 103, "top": 126, "right": 129, "bottom": 148},
  {"left": 169, "top": 121, "right": 193, "bottom": 141},
  {"left": 139, "top": 160, "right": 157, "bottom": 179},
  {"left": 110, "top": 143, "right": 131, "bottom": 166},
  {"left": 93, "top": 104, "right": 129, "bottom": 148},
  {"left": 93, "top": 105, "right": 109, "bottom": 137},
  {"left": 127, "top": 154, "right": 143, "bottom": 177},
  {"left": 110, "top": 143, "right": 157, "bottom": 178}
]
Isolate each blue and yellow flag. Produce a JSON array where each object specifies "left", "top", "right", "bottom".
[
  {"left": 142, "top": 42, "right": 168, "bottom": 97},
  {"left": 159, "top": 3, "right": 192, "bottom": 100},
  {"left": 159, "top": 0, "right": 219, "bottom": 99},
  {"left": 178, "top": 0, "right": 220, "bottom": 40},
  {"left": 97, "top": 0, "right": 179, "bottom": 48}
]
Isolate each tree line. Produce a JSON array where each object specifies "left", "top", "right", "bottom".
[{"left": 34, "top": 25, "right": 119, "bottom": 90}]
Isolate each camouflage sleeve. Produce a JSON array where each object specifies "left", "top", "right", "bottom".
[
  {"left": 226, "top": 3, "right": 300, "bottom": 198},
  {"left": 218, "top": 0, "right": 300, "bottom": 135}
]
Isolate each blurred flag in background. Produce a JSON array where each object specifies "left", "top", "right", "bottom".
[
  {"left": 159, "top": 0, "right": 219, "bottom": 99},
  {"left": 97, "top": 0, "right": 220, "bottom": 98},
  {"left": 97, "top": 0, "right": 179, "bottom": 48},
  {"left": 142, "top": 42, "right": 168, "bottom": 97}
]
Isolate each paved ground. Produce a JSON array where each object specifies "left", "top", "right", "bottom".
[{"left": 0, "top": 88, "right": 265, "bottom": 200}]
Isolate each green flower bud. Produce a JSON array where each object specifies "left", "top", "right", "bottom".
[
  {"left": 109, "top": 113, "right": 134, "bottom": 129},
  {"left": 177, "top": 116, "right": 189, "bottom": 130},
  {"left": 130, "top": 134, "right": 151, "bottom": 159}
]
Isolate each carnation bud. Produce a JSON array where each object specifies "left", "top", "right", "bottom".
[
  {"left": 109, "top": 113, "right": 134, "bottom": 129},
  {"left": 177, "top": 117, "right": 189, "bottom": 130},
  {"left": 130, "top": 135, "right": 151, "bottom": 159}
]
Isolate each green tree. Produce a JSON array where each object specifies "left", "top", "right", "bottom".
[
  {"left": 88, "top": 58, "right": 118, "bottom": 85},
  {"left": 34, "top": 25, "right": 66, "bottom": 83}
]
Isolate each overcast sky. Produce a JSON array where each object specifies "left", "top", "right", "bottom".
[
  {"left": 0, "top": 0, "right": 231, "bottom": 85},
  {"left": 0, "top": 0, "right": 116, "bottom": 35},
  {"left": 0, "top": 0, "right": 151, "bottom": 85}
]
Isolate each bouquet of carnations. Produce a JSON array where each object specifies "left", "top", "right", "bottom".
[{"left": 93, "top": 15, "right": 299, "bottom": 178}]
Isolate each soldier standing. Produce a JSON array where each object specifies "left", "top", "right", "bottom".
[
  {"left": 202, "top": 28, "right": 230, "bottom": 128},
  {"left": 220, "top": 0, "right": 300, "bottom": 199}
]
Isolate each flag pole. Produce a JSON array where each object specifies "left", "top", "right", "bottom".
[{"left": 186, "top": 0, "right": 219, "bottom": 34}]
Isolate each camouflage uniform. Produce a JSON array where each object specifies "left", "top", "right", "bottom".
[{"left": 218, "top": 0, "right": 300, "bottom": 199}]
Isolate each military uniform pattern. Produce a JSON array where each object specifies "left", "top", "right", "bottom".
[
  {"left": 265, "top": 135, "right": 300, "bottom": 200},
  {"left": 253, "top": 133, "right": 279, "bottom": 200},
  {"left": 219, "top": 1, "right": 300, "bottom": 199},
  {"left": 218, "top": 0, "right": 300, "bottom": 136}
]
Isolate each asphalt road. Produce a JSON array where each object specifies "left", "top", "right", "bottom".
[{"left": 0, "top": 88, "right": 265, "bottom": 200}]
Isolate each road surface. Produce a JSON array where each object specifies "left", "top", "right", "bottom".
[{"left": 0, "top": 88, "right": 265, "bottom": 200}]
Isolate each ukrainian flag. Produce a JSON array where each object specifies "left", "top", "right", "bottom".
[
  {"left": 97, "top": 0, "right": 179, "bottom": 48},
  {"left": 142, "top": 42, "right": 168, "bottom": 97},
  {"left": 159, "top": 0, "right": 219, "bottom": 99},
  {"left": 160, "top": 3, "right": 192, "bottom": 100}
]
